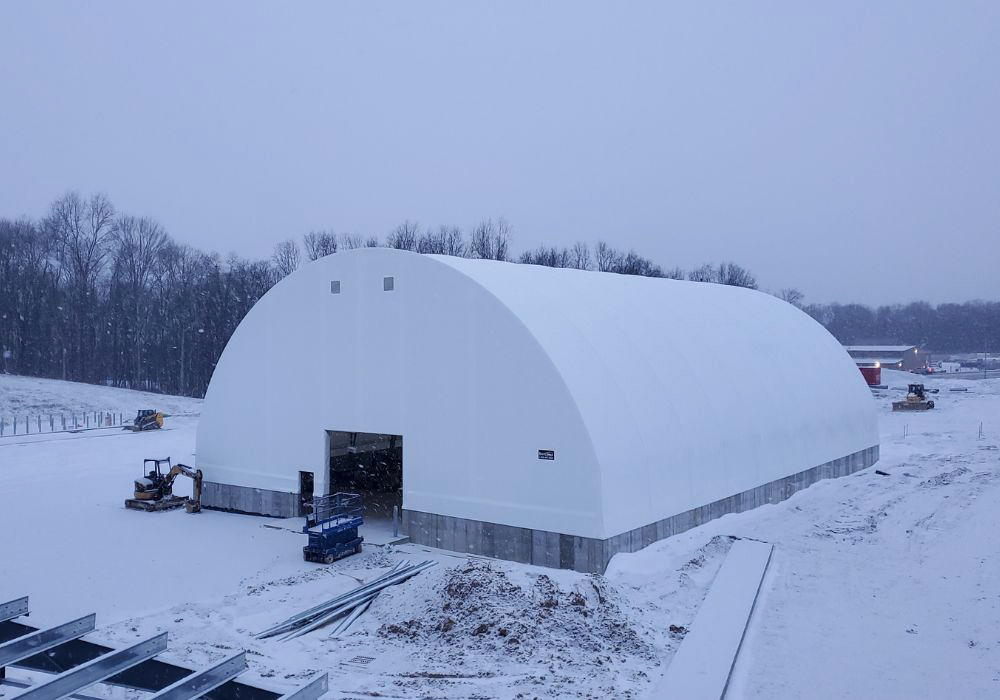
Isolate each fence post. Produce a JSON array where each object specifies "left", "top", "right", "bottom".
[
  {"left": 37, "top": 415, "right": 42, "bottom": 432},
  {"left": 61, "top": 414, "right": 66, "bottom": 430},
  {"left": 0, "top": 416, "right": 4, "bottom": 436}
]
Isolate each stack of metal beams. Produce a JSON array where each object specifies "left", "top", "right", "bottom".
[{"left": 254, "top": 560, "right": 437, "bottom": 641}]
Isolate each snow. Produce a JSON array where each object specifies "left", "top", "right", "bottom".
[
  {"left": 652, "top": 540, "right": 772, "bottom": 699},
  {"left": 3, "top": 373, "right": 1000, "bottom": 698},
  {"left": 0, "top": 373, "right": 200, "bottom": 417}
]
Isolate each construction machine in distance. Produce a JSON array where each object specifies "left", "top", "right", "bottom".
[
  {"left": 125, "top": 457, "right": 203, "bottom": 513},
  {"left": 127, "top": 409, "right": 164, "bottom": 432},
  {"left": 892, "top": 383, "right": 936, "bottom": 411}
]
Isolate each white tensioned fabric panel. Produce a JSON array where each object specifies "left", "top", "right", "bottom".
[{"left": 433, "top": 255, "right": 878, "bottom": 537}]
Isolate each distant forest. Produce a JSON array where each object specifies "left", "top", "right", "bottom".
[{"left": 1, "top": 192, "right": 997, "bottom": 397}]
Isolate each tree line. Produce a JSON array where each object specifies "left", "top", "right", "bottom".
[
  {"left": 801, "top": 301, "right": 1000, "bottom": 354},
  {"left": 2, "top": 190, "right": 990, "bottom": 399}
]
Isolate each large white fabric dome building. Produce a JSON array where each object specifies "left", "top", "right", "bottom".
[{"left": 197, "top": 247, "right": 878, "bottom": 572}]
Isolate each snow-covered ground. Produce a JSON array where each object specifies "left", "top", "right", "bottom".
[
  {"left": 2, "top": 372, "right": 999, "bottom": 698},
  {"left": 0, "top": 373, "right": 201, "bottom": 417}
]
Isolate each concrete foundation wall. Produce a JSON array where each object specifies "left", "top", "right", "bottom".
[
  {"left": 202, "top": 481, "right": 300, "bottom": 518},
  {"left": 404, "top": 444, "right": 879, "bottom": 573}
]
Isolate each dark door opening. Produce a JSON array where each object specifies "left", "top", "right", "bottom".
[
  {"left": 299, "top": 471, "right": 314, "bottom": 515},
  {"left": 328, "top": 431, "right": 402, "bottom": 521}
]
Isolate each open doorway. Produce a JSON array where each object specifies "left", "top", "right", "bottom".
[{"left": 327, "top": 431, "right": 402, "bottom": 526}]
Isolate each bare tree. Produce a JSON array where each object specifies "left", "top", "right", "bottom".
[
  {"left": 716, "top": 262, "right": 758, "bottom": 289},
  {"left": 570, "top": 242, "right": 592, "bottom": 270},
  {"left": 441, "top": 226, "right": 466, "bottom": 257},
  {"left": 364, "top": 235, "right": 380, "bottom": 248},
  {"left": 340, "top": 234, "right": 363, "bottom": 249},
  {"left": 386, "top": 221, "right": 419, "bottom": 251},
  {"left": 594, "top": 241, "right": 620, "bottom": 272},
  {"left": 617, "top": 251, "right": 664, "bottom": 277},
  {"left": 48, "top": 191, "right": 115, "bottom": 290},
  {"left": 417, "top": 225, "right": 465, "bottom": 256},
  {"left": 110, "top": 214, "right": 168, "bottom": 383},
  {"left": 663, "top": 267, "right": 685, "bottom": 280},
  {"left": 470, "top": 217, "right": 511, "bottom": 261},
  {"left": 302, "top": 231, "right": 338, "bottom": 260},
  {"left": 111, "top": 215, "right": 168, "bottom": 290},
  {"left": 520, "top": 246, "right": 559, "bottom": 267},
  {"left": 272, "top": 239, "right": 301, "bottom": 278},
  {"left": 495, "top": 218, "right": 511, "bottom": 261},
  {"left": 777, "top": 288, "right": 804, "bottom": 307},
  {"left": 45, "top": 191, "right": 116, "bottom": 381},
  {"left": 687, "top": 263, "right": 718, "bottom": 283},
  {"left": 591, "top": 241, "right": 664, "bottom": 276}
]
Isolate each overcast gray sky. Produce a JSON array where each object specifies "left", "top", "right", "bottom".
[{"left": 1, "top": 2, "right": 997, "bottom": 304}]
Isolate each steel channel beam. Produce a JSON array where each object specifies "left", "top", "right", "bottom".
[
  {"left": 148, "top": 652, "right": 246, "bottom": 700},
  {"left": 9, "top": 633, "right": 168, "bottom": 700},
  {"left": 276, "top": 674, "right": 328, "bottom": 700},
  {"left": 0, "top": 615, "right": 96, "bottom": 668},
  {"left": 0, "top": 598, "right": 29, "bottom": 623},
  {"left": 0, "top": 678, "right": 104, "bottom": 700}
]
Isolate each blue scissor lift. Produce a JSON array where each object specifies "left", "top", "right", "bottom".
[{"left": 302, "top": 493, "right": 364, "bottom": 563}]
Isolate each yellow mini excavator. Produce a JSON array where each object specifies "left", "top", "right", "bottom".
[{"left": 125, "top": 457, "right": 203, "bottom": 513}]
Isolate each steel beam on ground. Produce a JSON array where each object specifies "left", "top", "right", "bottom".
[
  {"left": 276, "top": 674, "right": 328, "bottom": 700},
  {"left": 148, "top": 653, "right": 246, "bottom": 700},
  {"left": 8, "top": 633, "right": 168, "bottom": 700},
  {"left": 0, "top": 598, "right": 29, "bottom": 623},
  {"left": 0, "top": 678, "right": 104, "bottom": 700},
  {"left": 0, "top": 615, "right": 96, "bottom": 668}
]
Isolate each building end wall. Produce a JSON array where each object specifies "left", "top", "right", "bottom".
[{"left": 405, "top": 444, "right": 879, "bottom": 573}]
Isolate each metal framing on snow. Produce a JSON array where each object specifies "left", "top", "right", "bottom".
[
  {"left": 0, "top": 614, "right": 96, "bottom": 667},
  {"left": 0, "top": 678, "right": 104, "bottom": 700},
  {"left": 0, "top": 597, "right": 30, "bottom": 623},
  {"left": 9, "top": 633, "right": 169, "bottom": 700},
  {"left": 0, "top": 596, "right": 329, "bottom": 700},
  {"left": 275, "top": 674, "right": 329, "bottom": 700},
  {"left": 148, "top": 652, "right": 247, "bottom": 700}
]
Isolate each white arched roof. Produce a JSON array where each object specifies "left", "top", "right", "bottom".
[{"left": 197, "top": 247, "right": 877, "bottom": 540}]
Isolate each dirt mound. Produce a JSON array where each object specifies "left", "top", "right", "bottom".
[{"left": 376, "top": 560, "right": 656, "bottom": 696}]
